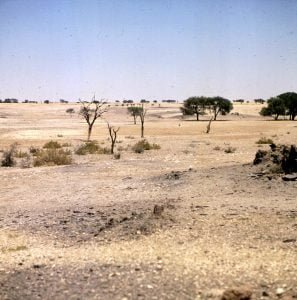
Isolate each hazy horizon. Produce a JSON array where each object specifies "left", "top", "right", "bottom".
[{"left": 1, "top": 0, "right": 297, "bottom": 102}]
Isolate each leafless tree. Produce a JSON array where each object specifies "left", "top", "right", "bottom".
[
  {"left": 79, "top": 96, "right": 108, "bottom": 141},
  {"left": 206, "top": 117, "right": 213, "bottom": 134},
  {"left": 139, "top": 105, "right": 147, "bottom": 138},
  {"left": 107, "top": 122, "right": 120, "bottom": 154}
]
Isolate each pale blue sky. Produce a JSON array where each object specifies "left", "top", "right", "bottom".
[{"left": 1, "top": 0, "right": 297, "bottom": 102}]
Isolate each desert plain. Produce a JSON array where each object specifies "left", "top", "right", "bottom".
[{"left": 0, "top": 102, "right": 296, "bottom": 299}]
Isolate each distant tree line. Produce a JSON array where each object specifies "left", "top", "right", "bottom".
[
  {"left": 260, "top": 92, "right": 297, "bottom": 120},
  {"left": 0, "top": 98, "right": 19, "bottom": 103},
  {"left": 181, "top": 96, "right": 233, "bottom": 121}
]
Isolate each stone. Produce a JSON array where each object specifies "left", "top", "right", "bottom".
[
  {"left": 276, "top": 287, "right": 285, "bottom": 296},
  {"left": 221, "top": 288, "right": 252, "bottom": 300},
  {"left": 282, "top": 174, "right": 297, "bottom": 181}
]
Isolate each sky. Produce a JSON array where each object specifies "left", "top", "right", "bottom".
[{"left": 0, "top": 0, "right": 297, "bottom": 102}]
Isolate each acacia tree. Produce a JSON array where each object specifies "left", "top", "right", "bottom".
[
  {"left": 127, "top": 106, "right": 143, "bottom": 124},
  {"left": 79, "top": 97, "right": 108, "bottom": 141},
  {"left": 209, "top": 96, "right": 233, "bottom": 120},
  {"left": 278, "top": 92, "right": 297, "bottom": 120},
  {"left": 181, "top": 96, "right": 232, "bottom": 121},
  {"left": 260, "top": 97, "right": 286, "bottom": 120},
  {"left": 181, "top": 97, "right": 207, "bottom": 120},
  {"left": 107, "top": 122, "right": 120, "bottom": 154}
]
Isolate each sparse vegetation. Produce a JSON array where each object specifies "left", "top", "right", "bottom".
[
  {"left": 132, "top": 139, "right": 160, "bottom": 153},
  {"left": 75, "top": 141, "right": 110, "bottom": 155},
  {"left": 256, "top": 137, "right": 274, "bottom": 145},
  {"left": 43, "top": 141, "right": 62, "bottom": 149},
  {"left": 33, "top": 148, "right": 72, "bottom": 167},
  {"left": 62, "top": 142, "right": 72, "bottom": 147},
  {"left": 29, "top": 146, "right": 41, "bottom": 156},
  {"left": 14, "top": 150, "right": 29, "bottom": 158},
  {"left": 1, "top": 144, "right": 16, "bottom": 167},
  {"left": 113, "top": 153, "right": 121, "bottom": 159},
  {"left": 224, "top": 146, "right": 236, "bottom": 153}
]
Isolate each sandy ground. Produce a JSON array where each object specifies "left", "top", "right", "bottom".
[{"left": 0, "top": 103, "right": 296, "bottom": 299}]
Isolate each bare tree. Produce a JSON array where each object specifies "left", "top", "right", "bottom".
[
  {"left": 206, "top": 117, "right": 213, "bottom": 134},
  {"left": 79, "top": 96, "right": 108, "bottom": 141},
  {"left": 139, "top": 105, "right": 147, "bottom": 138},
  {"left": 107, "top": 122, "right": 120, "bottom": 154}
]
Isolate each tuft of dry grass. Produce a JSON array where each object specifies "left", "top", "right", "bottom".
[
  {"left": 43, "top": 140, "right": 62, "bottom": 149},
  {"left": 75, "top": 141, "right": 110, "bottom": 155},
  {"left": 256, "top": 137, "right": 274, "bottom": 145},
  {"left": 132, "top": 139, "right": 161, "bottom": 153}
]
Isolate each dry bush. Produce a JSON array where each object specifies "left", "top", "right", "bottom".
[
  {"left": 256, "top": 137, "right": 274, "bottom": 144},
  {"left": 75, "top": 141, "right": 110, "bottom": 155},
  {"left": 62, "top": 142, "right": 72, "bottom": 147},
  {"left": 224, "top": 146, "right": 236, "bottom": 154},
  {"left": 43, "top": 140, "right": 62, "bottom": 149},
  {"left": 20, "top": 155, "right": 32, "bottom": 168},
  {"left": 33, "top": 148, "right": 72, "bottom": 167},
  {"left": 113, "top": 153, "right": 121, "bottom": 159},
  {"left": 213, "top": 146, "right": 221, "bottom": 151},
  {"left": 14, "top": 150, "right": 29, "bottom": 158},
  {"left": 117, "top": 145, "right": 127, "bottom": 152},
  {"left": 132, "top": 139, "right": 161, "bottom": 153},
  {"left": 1, "top": 144, "right": 17, "bottom": 167},
  {"left": 29, "top": 146, "right": 41, "bottom": 156}
]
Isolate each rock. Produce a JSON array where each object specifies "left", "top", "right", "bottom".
[
  {"left": 276, "top": 287, "right": 285, "bottom": 296},
  {"left": 282, "top": 174, "right": 297, "bottom": 181},
  {"left": 282, "top": 238, "right": 296, "bottom": 243},
  {"left": 253, "top": 150, "right": 267, "bottom": 165},
  {"left": 221, "top": 288, "right": 252, "bottom": 300},
  {"left": 32, "top": 264, "right": 45, "bottom": 269},
  {"left": 262, "top": 291, "right": 269, "bottom": 297}
]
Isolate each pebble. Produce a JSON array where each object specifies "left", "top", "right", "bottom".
[{"left": 276, "top": 287, "right": 285, "bottom": 296}]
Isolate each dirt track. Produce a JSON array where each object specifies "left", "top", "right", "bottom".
[{"left": 0, "top": 103, "right": 296, "bottom": 299}]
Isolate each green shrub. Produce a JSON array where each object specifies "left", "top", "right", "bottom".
[
  {"left": 33, "top": 148, "right": 72, "bottom": 167},
  {"left": 132, "top": 139, "right": 161, "bottom": 153},
  {"left": 75, "top": 141, "right": 110, "bottom": 155},
  {"left": 256, "top": 137, "right": 274, "bottom": 145},
  {"left": 43, "top": 140, "right": 62, "bottom": 149}
]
